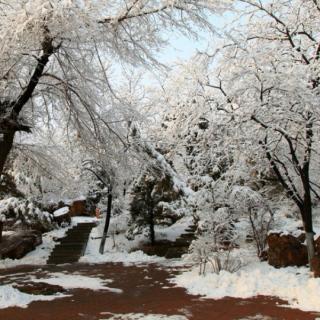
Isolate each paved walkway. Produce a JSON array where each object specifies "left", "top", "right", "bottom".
[{"left": 0, "top": 263, "right": 318, "bottom": 320}]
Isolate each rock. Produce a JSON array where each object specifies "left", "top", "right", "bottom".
[
  {"left": 311, "top": 256, "right": 320, "bottom": 278},
  {"left": 13, "top": 282, "right": 66, "bottom": 295},
  {"left": 53, "top": 207, "right": 71, "bottom": 226},
  {"left": 70, "top": 200, "right": 86, "bottom": 216},
  {"left": 69, "top": 199, "right": 90, "bottom": 216},
  {"left": 267, "top": 233, "right": 308, "bottom": 268},
  {"left": 0, "top": 230, "right": 42, "bottom": 259},
  {"left": 297, "top": 233, "right": 306, "bottom": 243}
]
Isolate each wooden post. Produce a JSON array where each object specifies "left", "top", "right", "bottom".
[{"left": 99, "top": 188, "right": 112, "bottom": 254}]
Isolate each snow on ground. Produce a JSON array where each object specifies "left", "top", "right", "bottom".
[
  {"left": 80, "top": 221, "right": 165, "bottom": 265},
  {"left": 172, "top": 210, "right": 320, "bottom": 313},
  {"left": 0, "top": 284, "right": 64, "bottom": 309},
  {"left": 100, "top": 313, "right": 188, "bottom": 320},
  {"left": 29, "top": 272, "right": 122, "bottom": 293},
  {"left": 155, "top": 216, "right": 193, "bottom": 242},
  {"left": 0, "top": 269, "right": 122, "bottom": 309},
  {"left": 173, "top": 257, "right": 320, "bottom": 312},
  {"left": 81, "top": 213, "right": 193, "bottom": 265},
  {"left": 72, "top": 216, "right": 98, "bottom": 224}
]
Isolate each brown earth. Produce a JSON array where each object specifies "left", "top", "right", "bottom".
[{"left": 0, "top": 263, "right": 318, "bottom": 320}]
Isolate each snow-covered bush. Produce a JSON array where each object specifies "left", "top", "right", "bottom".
[
  {"left": 197, "top": 207, "right": 237, "bottom": 249},
  {"left": 190, "top": 238, "right": 242, "bottom": 275},
  {"left": 189, "top": 207, "right": 242, "bottom": 275},
  {"left": 230, "top": 187, "right": 273, "bottom": 259},
  {"left": 0, "top": 197, "right": 54, "bottom": 232}
]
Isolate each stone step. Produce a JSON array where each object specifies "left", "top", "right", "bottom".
[
  {"left": 47, "top": 222, "right": 95, "bottom": 265},
  {"left": 59, "top": 238, "right": 90, "bottom": 243},
  {"left": 66, "top": 231, "right": 92, "bottom": 236},
  {"left": 48, "top": 253, "right": 81, "bottom": 259},
  {"left": 165, "top": 246, "right": 189, "bottom": 259},
  {"left": 179, "top": 233, "right": 196, "bottom": 240},
  {"left": 47, "top": 259, "right": 78, "bottom": 264},
  {"left": 174, "top": 238, "right": 193, "bottom": 246},
  {"left": 49, "top": 248, "right": 84, "bottom": 254},
  {"left": 48, "top": 256, "right": 81, "bottom": 261},
  {"left": 55, "top": 242, "right": 85, "bottom": 246}
]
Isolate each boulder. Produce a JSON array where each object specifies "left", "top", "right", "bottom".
[
  {"left": 0, "top": 230, "right": 42, "bottom": 259},
  {"left": 53, "top": 207, "right": 71, "bottom": 226},
  {"left": 267, "top": 233, "right": 308, "bottom": 268},
  {"left": 69, "top": 199, "right": 95, "bottom": 216}
]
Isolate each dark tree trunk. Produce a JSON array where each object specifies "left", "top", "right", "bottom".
[
  {"left": 99, "top": 192, "right": 112, "bottom": 254},
  {"left": 0, "top": 36, "right": 55, "bottom": 178},
  {"left": 145, "top": 184, "right": 155, "bottom": 246},
  {"left": 0, "top": 221, "right": 3, "bottom": 243},
  {"left": 149, "top": 206, "right": 155, "bottom": 246},
  {"left": 301, "top": 196, "right": 315, "bottom": 266},
  {"left": 0, "top": 130, "right": 15, "bottom": 177}
]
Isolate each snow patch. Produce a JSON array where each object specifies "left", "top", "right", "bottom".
[
  {"left": 173, "top": 261, "right": 320, "bottom": 312},
  {"left": 100, "top": 313, "right": 188, "bottom": 320},
  {"left": 30, "top": 272, "right": 122, "bottom": 293},
  {"left": 81, "top": 250, "right": 165, "bottom": 266},
  {"left": 53, "top": 207, "right": 69, "bottom": 217},
  {"left": 0, "top": 284, "right": 63, "bottom": 309},
  {"left": 81, "top": 223, "right": 165, "bottom": 265}
]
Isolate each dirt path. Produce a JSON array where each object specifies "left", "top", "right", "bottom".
[{"left": 0, "top": 263, "right": 318, "bottom": 320}]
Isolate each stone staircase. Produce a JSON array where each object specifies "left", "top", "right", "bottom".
[
  {"left": 141, "top": 224, "right": 197, "bottom": 259},
  {"left": 47, "top": 222, "right": 96, "bottom": 265}
]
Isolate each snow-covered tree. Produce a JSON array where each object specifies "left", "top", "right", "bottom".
[
  {"left": 180, "top": 0, "right": 320, "bottom": 266},
  {"left": 0, "top": 0, "right": 232, "bottom": 180},
  {"left": 151, "top": 0, "right": 320, "bottom": 267}
]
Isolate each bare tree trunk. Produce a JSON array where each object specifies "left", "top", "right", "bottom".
[
  {"left": 0, "top": 221, "right": 3, "bottom": 243},
  {"left": 301, "top": 200, "right": 315, "bottom": 269},
  {"left": 0, "top": 130, "right": 15, "bottom": 177},
  {"left": 0, "top": 36, "right": 55, "bottom": 178},
  {"left": 99, "top": 191, "right": 112, "bottom": 254},
  {"left": 149, "top": 206, "right": 155, "bottom": 246},
  {"left": 306, "top": 232, "right": 315, "bottom": 265}
]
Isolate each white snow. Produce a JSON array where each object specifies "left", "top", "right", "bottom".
[
  {"left": 0, "top": 271, "right": 122, "bottom": 309},
  {"left": 155, "top": 216, "right": 193, "bottom": 242},
  {"left": 80, "top": 222, "right": 165, "bottom": 266},
  {"left": 72, "top": 216, "right": 98, "bottom": 225},
  {"left": 53, "top": 207, "right": 69, "bottom": 217},
  {"left": 100, "top": 313, "right": 188, "bottom": 320},
  {"left": 0, "top": 284, "right": 64, "bottom": 309},
  {"left": 30, "top": 272, "right": 122, "bottom": 293},
  {"left": 81, "top": 249, "right": 165, "bottom": 266},
  {"left": 173, "top": 260, "right": 320, "bottom": 312}
]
